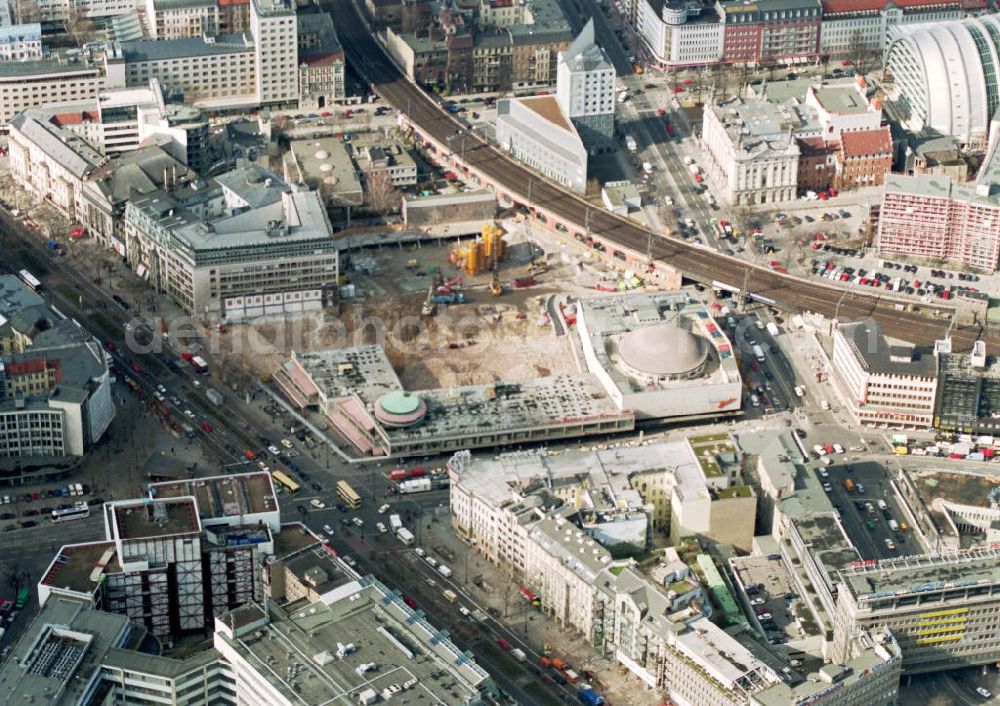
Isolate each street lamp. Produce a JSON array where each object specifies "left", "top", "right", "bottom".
[{"left": 829, "top": 289, "right": 849, "bottom": 337}]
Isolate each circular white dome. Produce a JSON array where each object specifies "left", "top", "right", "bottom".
[
  {"left": 319, "top": 163, "right": 333, "bottom": 172},
  {"left": 618, "top": 325, "right": 708, "bottom": 377},
  {"left": 315, "top": 150, "right": 330, "bottom": 159}
]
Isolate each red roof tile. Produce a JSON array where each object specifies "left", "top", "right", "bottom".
[{"left": 840, "top": 127, "right": 892, "bottom": 158}]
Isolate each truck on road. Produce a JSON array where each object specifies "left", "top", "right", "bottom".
[
  {"left": 510, "top": 648, "right": 526, "bottom": 662},
  {"left": 753, "top": 344, "right": 766, "bottom": 363},
  {"left": 625, "top": 135, "right": 637, "bottom": 152},
  {"left": 578, "top": 687, "right": 606, "bottom": 706},
  {"left": 388, "top": 514, "right": 403, "bottom": 533},
  {"left": 766, "top": 321, "right": 779, "bottom": 336},
  {"left": 398, "top": 477, "right": 432, "bottom": 494},
  {"left": 190, "top": 355, "right": 209, "bottom": 374},
  {"left": 396, "top": 527, "right": 414, "bottom": 545},
  {"left": 844, "top": 478, "right": 855, "bottom": 492},
  {"left": 205, "top": 388, "right": 223, "bottom": 406},
  {"left": 431, "top": 292, "right": 465, "bottom": 305}
]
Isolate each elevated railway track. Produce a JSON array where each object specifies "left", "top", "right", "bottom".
[{"left": 329, "top": 0, "right": 991, "bottom": 350}]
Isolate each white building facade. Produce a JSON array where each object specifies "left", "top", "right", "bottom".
[
  {"left": 249, "top": 0, "right": 298, "bottom": 107},
  {"left": 830, "top": 321, "right": 939, "bottom": 428},
  {"left": 0, "top": 23, "right": 41, "bottom": 61},
  {"left": 818, "top": 0, "right": 963, "bottom": 58},
  {"left": 701, "top": 98, "right": 799, "bottom": 205},
  {"left": 636, "top": 1, "right": 724, "bottom": 68},
  {"left": 0, "top": 47, "right": 126, "bottom": 125},
  {"left": 145, "top": 0, "right": 220, "bottom": 39},
  {"left": 556, "top": 20, "right": 616, "bottom": 154},
  {"left": 496, "top": 94, "right": 588, "bottom": 193}
]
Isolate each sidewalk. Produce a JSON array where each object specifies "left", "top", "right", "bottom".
[{"left": 420, "top": 510, "right": 663, "bottom": 705}]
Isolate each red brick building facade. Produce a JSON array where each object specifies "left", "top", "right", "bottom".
[
  {"left": 838, "top": 127, "right": 893, "bottom": 189},
  {"left": 720, "top": 0, "right": 822, "bottom": 65}
]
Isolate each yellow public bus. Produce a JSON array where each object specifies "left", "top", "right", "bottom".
[
  {"left": 336, "top": 480, "right": 361, "bottom": 509},
  {"left": 272, "top": 470, "right": 300, "bottom": 494}
]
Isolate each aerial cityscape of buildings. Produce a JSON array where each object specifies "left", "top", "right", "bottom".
[{"left": 0, "top": 0, "right": 1000, "bottom": 703}]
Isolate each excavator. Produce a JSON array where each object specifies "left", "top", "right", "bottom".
[
  {"left": 526, "top": 249, "right": 548, "bottom": 276},
  {"left": 420, "top": 285, "right": 435, "bottom": 316},
  {"left": 490, "top": 261, "right": 503, "bottom": 296}
]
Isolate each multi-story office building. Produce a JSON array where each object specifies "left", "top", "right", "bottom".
[
  {"left": 449, "top": 439, "right": 755, "bottom": 576},
  {"left": 39, "top": 472, "right": 279, "bottom": 647},
  {"left": 833, "top": 546, "right": 1000, "bottom": 672},
  {"left": 249, "top": 0, "right": 298, "bottom": 107},
  {"left": 145, "top": 0, "right": 219, "bottom": 39},
  {"left": 719, "top": 0, "right": 822, "bottom": 65},
  {"left": 830, "top": 321, "right": 939, "bottom": 428},
  {"left": 0, "top": 45, "right": 126, "bottom": 125},
  {"left": 933, "top": 339, "right": 1000, "bottom": 434},
  {"left": 602, "top": 566, "right": 787, "bottom": 704},
  {"left": 31, "top": 0, "right": 133, "bottom": 21},
  {"left": 122, "top": 0, "right": 297, "bottom": 110},
  {"left": 0, "top": 23, "right": 41, "bottom": 61},
  {"left": 555, "top": 20, "right": 615, "bottom": 155},
  {"left": 218, "top": 539, "right": 496, "bottom": 706},
  {"left": 122, "top": 34, "right": 257, "bottom": 107},
  {"left": 0, "top": 276, "right": 114, "bottom": 464},
  {"left": 635, "top": 1, "right": 724, "bottom": 69},
  {"left": 702, "top": 97, "right": 800, "bottom": 205},
  {"left": 818, "top": 0, "right": 962, "bottom": 58},
  {"left": 0, "top": 596, "right": 237, "bottom": 706},
  {"left": 12, "top": 79, "right": 209, "bottom": 168},
  {"left": 752, "top": 629, "right": 902, "bottom": 705},
  {"left": 876, "top": 174, "right": 1000, "bottom": 272},
  {"left": 124, "top": 164, "right": 338, "bottom": 319},
  {"left": 496, "top": 94, "right": 588, "bottom": 193},
  {"left": 219, "top": 0, "right": 251, "bottom": 33},
  {"left": 8, "top": 106, "right": 200, "bottom": 252}
]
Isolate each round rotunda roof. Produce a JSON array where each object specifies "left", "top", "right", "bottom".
[{"left": 618, "top": 325, "right": 708, "bottom": 376}]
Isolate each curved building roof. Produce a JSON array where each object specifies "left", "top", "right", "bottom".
[
  {"left": 885, "top": 14, "right": 1000, "bottom": 144},
  {"left": 374, "top": 391, "right": 427, "bottom": 427},
  {"left": 618, "top": 325, "right": 708, "bottom": 377}
]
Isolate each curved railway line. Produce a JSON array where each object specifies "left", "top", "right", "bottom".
[{"left": 329, "top": 0, "right": 992, "bottom": 350}]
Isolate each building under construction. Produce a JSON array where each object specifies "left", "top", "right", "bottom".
[
  {"left": 274, "top": 290, "right": 744, "bottom": 458},
  {"left": 449, "top": 223, "right": 508, "bottom": 276}
]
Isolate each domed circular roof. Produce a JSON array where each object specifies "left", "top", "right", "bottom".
[
  {"left": 319, "top": 163, "right": 333, "bottom": 172},
  {"left": 315, "top": 150, "right": 330, "bottom": 159},
  {"left": 380, "top": 391, "right": 422, "bottom": 416},
  {"left": 618, "top": 325, "right": 708, "bottom": 376},
  {"left": 374, "top": 391, "right": 427, "bottom": 428}
]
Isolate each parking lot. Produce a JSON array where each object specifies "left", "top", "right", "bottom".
[
  {"left": 808, "top": 246, "right": 987, "bottom": 305},
  {"left": 822, "top": 461, "right": 922, "bottom": 560},
  {"left": 730, "top": 554, "right": 816, "bottom": 646}
]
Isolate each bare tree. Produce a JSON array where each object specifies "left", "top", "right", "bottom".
[
  {"left": 364, "top": 167, "right": 401, "bottom": 216},
  {"left": 64, "top": 4, "right": 97, "bottom": 46},
  {"left": 847, "top": 30, "right": 871, "bottom": 76},
  {"left": 14, "top": 0, "right": 39, "bottom": 24},
  {"left": 272, "top": 114, "right": 292, "bottom": 132},
  {"left": 731, "top": 204, "right": 753, "bottom": 239}
]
